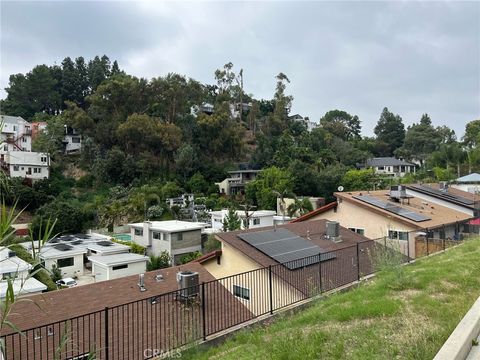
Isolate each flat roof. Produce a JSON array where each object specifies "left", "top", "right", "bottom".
[
  {"left": 129, "top": 220, "right": 206, "bottom": 232},
  {"left": 0, "top": 247, "right": 32, "bottom": 273},
  {"left": 210, "top": 210, "right": 277, "bottom": 218},
  {"left": 39, "top": 233, "right": 118, "bottom": 259},
  {"left": 88, "top": 253, "right": 148, "bottom": 266},
  {"left": 0, "top": 277, "right": 47, "bottom": 298}
]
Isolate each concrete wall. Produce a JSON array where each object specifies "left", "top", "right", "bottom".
[{"left": 171, "top": 230, "right": 201, "bottom": 250}]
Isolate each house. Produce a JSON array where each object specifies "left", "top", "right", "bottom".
[
  {"left": 166, "top": 193, "right": 194, "bottom": 208},
  {"left": 364, "top": 157, "right": 416, "bottom": 177},
  {"left": 289, "top": 114, "right": 317, "bottom": 132},
  {"left": 0, "top": 247, "right": 47, "bottom": 298},
  {"left": 129, "top": 220, "right": 207, "bottom": 264},
  {"left": 291, "top": 188, "right": 472, "bottom": 258},
  {"left": 38, "top": 233, "right": 141, "bottom": 280},
  {"left": 2, "top": 263, "right": 252, "bottom": 360},
  {"left": 405, "top": 183, "right": 480, "bottom": 217},
  {"left": 210, "top": 209, "right": 291, "bottom": 231},
  {"left": 0, "top": 115, "right": 32, "bottom": 152},
  {"left": 216, "top": 169, "right": 260, "bottom": 196},
  {"left": 62, "top": 126, "right": 82, "bottom": 154},
  {"left": 452, "top": 173, "right": 480, "bottom": 193},
  {"left": 200, "top": 220, "right": 373, "bottom": 315},
  {"left": 88, "top": 252, "right": 148, "bottom": 281},
  {"left": 0, "top": 150, "right": 50, "bottom": 180}
]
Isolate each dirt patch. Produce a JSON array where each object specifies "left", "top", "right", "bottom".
[
  {"left": 63, "top": 163, "right": 88, "bottom": 180},
  {"left": 392, "top": 289, "right": 421, "bottom": 301}
]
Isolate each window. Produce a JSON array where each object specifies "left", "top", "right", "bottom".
[
  {"left": 171, "top": 232, "right": 183, "bottom": 241},
  {"left": 112, "top": 264, "right": 128, "bottom": 271},
  {"left": 134, "top": 228, "right": 143, "bottom": 236},
  {"left": 41, "top": 156, "right": 47, "bottom": 162},
  {"left": 153, "top": 232, "right": 161, "bottom": 240},
  {"left": 348, "top": 228, "right": 365, "bottom": 236},
  {"left": 57, "top": 257, "right": 74, "bottom": 268},
  {"left": 22, "top": 137, "right": 27, "bottom": 143},
  {"left": 34, "top": 168, "right": 38, "bottom": 173},
  {"left": 233, "top": 285, "right": 250, "bottom": 300},
  {"left": 388, "top": 230, "right": 408, "bottom": 241},
  {"left": 72, "top": 137, "right": 81, "bottom": 143},
  {"left": 38, "top": 168, "right": 41, "bottom": 173},
  {"left": 378, "top": 166, "right": 385, "bottom": 170},
  {"left": 252, "top": 218, "right": 260, "bottom": 226},
  {"left": 13, "top": 165, "right": 19, "bottom": 171}
]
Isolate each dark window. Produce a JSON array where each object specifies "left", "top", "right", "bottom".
[
  {"left": 153, "top": 232, "right": 161, "bottom": 240},
  {"left": 57, "top": 257, "right": 74, "bottom": 268},
  {"left": 252, "top": 218, "right": 260, "bottom": 225},
  {"left": 233, "top": 285, "right": 250, "bottom": 300},
  {"left": 72, "top": 137, "right": 81, "bottom": 143},
  {"left": 134, "top": 229, "right": 143, "bottom": 236},
  {"left": 112, "top": 264, "right": 128, "bottom": 271}
]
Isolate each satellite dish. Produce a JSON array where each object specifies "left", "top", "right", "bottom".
[{"left": 338, "top": 186, "right": 344, "bottom": 192}]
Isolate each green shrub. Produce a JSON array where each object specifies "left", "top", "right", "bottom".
[
  {"left": 112, "top": 238, "right": 146, "bottom": 254},
  {"left": 178, "top": 251, "right": 202, "bottom": 264},
  {"left": 147, "top": 251, "right": 171, "bottom": 271}
]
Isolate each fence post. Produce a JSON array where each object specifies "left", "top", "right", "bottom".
[
  {"left": 426, "top": 228, "right": 429, "bottom": 256},
  {"left": 318, "top": 253, "right": 323, "bottom": 294},
  {"left": 201, "top": 282, "right": 206, "bottom": 341},
  {"left": 268, "top": 265, "right": 273, "bottom": 315},
  {"left": 104, "top": 307, "right": 109, "bottom": 360},
  {"left": 356, "top": 243, "right": 360, "bottom": 281},
  {"left": 407, "top": 235, "right": 410, "bottom": 263}
]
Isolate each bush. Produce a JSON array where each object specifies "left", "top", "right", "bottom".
[
  {"left": 178, "top": 251, "right": 202, "bottom": 265},
  {"left": 203, "top": 234, "right": 221, "bottom": 252},
  {"left": 147, "top": 251, "right": 171, "bottom": 271},
  {"left": 112, "top": 238, "right": 146, "bottom": 254}
]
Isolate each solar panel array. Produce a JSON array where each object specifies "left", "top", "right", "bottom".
[
  {"left": 237, "top": 228, "right": 333, "bottom": 270},
  {"left": 353, "top": 195, "right": 431, "bottom": 222},
  {"left": 412, "top": 185, "right": 474, "bottom": 206},
  {"left": 53, "top": 244, "right": 74, "bottom": 251}
]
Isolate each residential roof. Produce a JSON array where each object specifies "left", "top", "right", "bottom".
[
  {"left": 0, "top": 247, "right": 32, "bottom": 274},
  {"left": 0, "top": 115, "right": 28, "bottom": 126},
  {"left": 0, "top": 277, "right": 47, "bottom": 298},
  {"left": 456, "top": 173, "right": 480, "bottom": 183},
  {"left": 406, "top": 183, "right": 479, "bottom": 209},
  {"left": 215, "top": 219, "right": 370, "bottom": 269},
  {"left": 334, "top": 190, "right": 471, "bottom": 229},
  {"left": 290, "top": 202, "right": 338, "bottom": 223},
  {"left": 88, "top": 253, "right": 148, "bottom": 266},
  {"left": 228, "top": 169, "right": 261, "bottom": 174},
  {"left": 3, "top": 262, "right": 252, "bottom": 341},
  {"left": 366, "top": 157, "right": 415, "bottom": 167},
  {"left": 129, "top": 220, "right": 207, "bottom": 232}
]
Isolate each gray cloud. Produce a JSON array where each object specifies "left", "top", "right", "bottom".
[{"left": 1, "top": 1, "right": 479, "bottom": 137}]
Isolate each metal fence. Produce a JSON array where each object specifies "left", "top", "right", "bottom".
[{"left": 2, "top": 219, "right": 478, "bottom": 360}]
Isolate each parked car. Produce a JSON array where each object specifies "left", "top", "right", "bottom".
[{"left": 56, "top": 277, "right": 77, "bottom": 288}]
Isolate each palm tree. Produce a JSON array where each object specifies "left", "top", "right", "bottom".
[{"left": 273, "top": 189, "right": 294, "bottom": 224}]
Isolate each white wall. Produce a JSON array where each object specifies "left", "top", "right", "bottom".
[
  {"left": 92, "top": 261, "right": 146, "bottom": 281},
  {"left": 43, "top": 253, "right": 84, "bottom": 278},
  {"left": 92, "top": 263, "right": 109, "bottom": 282},
  {"left": 451, "top": 184, "right": 480, "bottom": 194},
  {"left": 150, "top": 231, "right": 171, "bottom": 256}
]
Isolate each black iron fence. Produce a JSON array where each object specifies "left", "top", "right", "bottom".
[{"left": 2, "top": 219, "right": 478, "bottom": 360}]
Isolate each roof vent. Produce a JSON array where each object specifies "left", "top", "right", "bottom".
[
  {"left": 389, "top": 185, "right": 407, "bottom": 200},
  {"left": 7, "top": 251, "right": 16, "bottom": 258},
  {"left": 155, "top": 274, "right": 164, "bottom": 282},
  {"left": 326, "top": 221, "right": 342, "bottom": 243},
  {"left": 176, "top": 271, "right": 199, "bottom": 300},
  {"left": 138, "top": 273, "right": 146, "bottom": 292},
  {"left": 439, "top": 182, "right": 449, "bottom": 192}
]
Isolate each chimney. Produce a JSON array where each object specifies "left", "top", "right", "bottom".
[
  {"left": 138, "top": 273, "right": 146, "bottom": 292},
  {"left": 326, "top": 221, "right": 342, "bottom": 243},
  {"left": 143, "top": 221, "right": 152, "bottom": 247}
]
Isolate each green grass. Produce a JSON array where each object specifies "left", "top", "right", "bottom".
[{"left": 182, "top": 239, "right": 480, "bottom": 360}]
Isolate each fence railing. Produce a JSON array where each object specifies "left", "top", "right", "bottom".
[{"left": 2, "top": 220, "right": 478, "bottom": 360}]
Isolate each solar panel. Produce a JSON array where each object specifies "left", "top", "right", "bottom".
[
  {"left": 72, "top": 240, "right": 83, "bottom": 245},
  {"left": 237, "top": 228, "right": 332, "bottom": 270},
  {"left": 413, "top": 185, "right": 474, "bottom": 206},
  {"left": 353, "top": 195, "right": 431, "bottom": 222},
  {"left": 97, "top": 241, "right": 113, "bottom": 247},
  {"left": 53, "top": 244, "right": 73, "bottom": 251}
]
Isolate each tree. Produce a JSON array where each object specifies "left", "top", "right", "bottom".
[
  {"left": 222, "top": 208, "right": 241, "bottom": 232},
  {"left": 246, "top": 167, "right": 294, "bottom": 210},
  {"left": 31, "top": 200, "right": 88, "bottom": 235},
  {"left": 287, "top": 197, "right": 313, "bottom": 218},
  {"left": 319, "top": 110, "right": 361, "bottom": 141},
  {"left": 374, "top": 107, "right": 405, "bottom": 156},
  {"left": 147, "top": 251, "right": 171, "bottom": 271},
  {"left": 463, "top": 120, "right": 480, "bottom": 148},
  {"left": 50, "top": 264, "right": 62, "bottom": 283},
  {"left": 341, "top": 169, "right": 377, "bottom": 191}
]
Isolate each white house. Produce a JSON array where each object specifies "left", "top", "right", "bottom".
[
  {"left": 40, "top": 244, "right": 87, "bottom": 278},
  {"left": 0, "top": 151, "right": 50, "bottom": 180},
  {"left": 365, "top": 157, "right": 416, "bottom": 178},
  {"left": 216, "top": 169, "right": 260, "bottom": 196},
  {"left": 62, "top": 126, "right": 82, "bottom": 154},
  {"left": 129, "top": 221, "right": 207, "bottom": 264},
  {"left": 0, "top": 115, "right": 32, "bottom": 152},
  {"left": 210, "top": 209, "right": 290, "bottom": 231},
  {"left": 0, "top": 247, "right": 47, "bottom": 298},
  {"left": 88, "top": 253, "right": 148, "bottom": 281},
  {"left": 452, "top": 173, "right": 480, "bottom": 193},
  {"left": 289, "top": 114, "right": 317, "bottom": 132}
]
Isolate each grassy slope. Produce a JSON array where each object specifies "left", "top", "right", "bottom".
[{"left": 183, "top": 239, "right": 480, "bottom": 360}]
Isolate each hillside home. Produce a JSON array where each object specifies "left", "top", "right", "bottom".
[
  {"left": 405, "top": 183, "right": 480, "bottom": 217},
  {"left": 0, "top": 247, "right": 47, "bottom": 298},
  {"left": 210, "top": 209, "right": 291, "bottom": 231},
  {"left": 0, "top": 115, "right": 32, "bottom": 152},
  {"left": 216, "top": 169, "right": 260, "bottom": 196},
  {"left": 200, "top": 220, "right": 372, "bottom": 315},
  {"left": 0, "top": 151, "right": 50, "bottom": 180},
  {"left": 452, "top": 173, "right": 480, "bottom": 193},
  {"left": 291, "top": 188, "right": 472, "bottom": 258},
  {"left": 289, "top": 114, "right": 317, "bottom": 132},
  {"left": 38, "top": 233, "right": 143, "bottom": 280},
  {"left": 365, "top": 157, "right": 416, "bottom": 177},
  {"left": 129, "top": 220, "right": 207, "bottom": 264},
  {"left": 62, "top": 126, "right": 82, "bottom": 154},
  {"left": 3, "top": 263, "right": 252, "bottom": 360}
]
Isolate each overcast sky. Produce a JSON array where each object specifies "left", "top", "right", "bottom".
[{"left": 1, "top": 1, "right": 479, "bottom": 137}]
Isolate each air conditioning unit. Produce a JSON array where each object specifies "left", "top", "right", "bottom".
[
  {"left": 176, "top": 271, "right": 199, "bottom": 300},
  {"left": 439, "top": 182, "right": 449, "bottom": 192},
  {"left": 326, "top": 221, "right": 341, "bottom": 242},
  {"left": 390, "top": 185, "right": 407, "bottom": 199}
]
